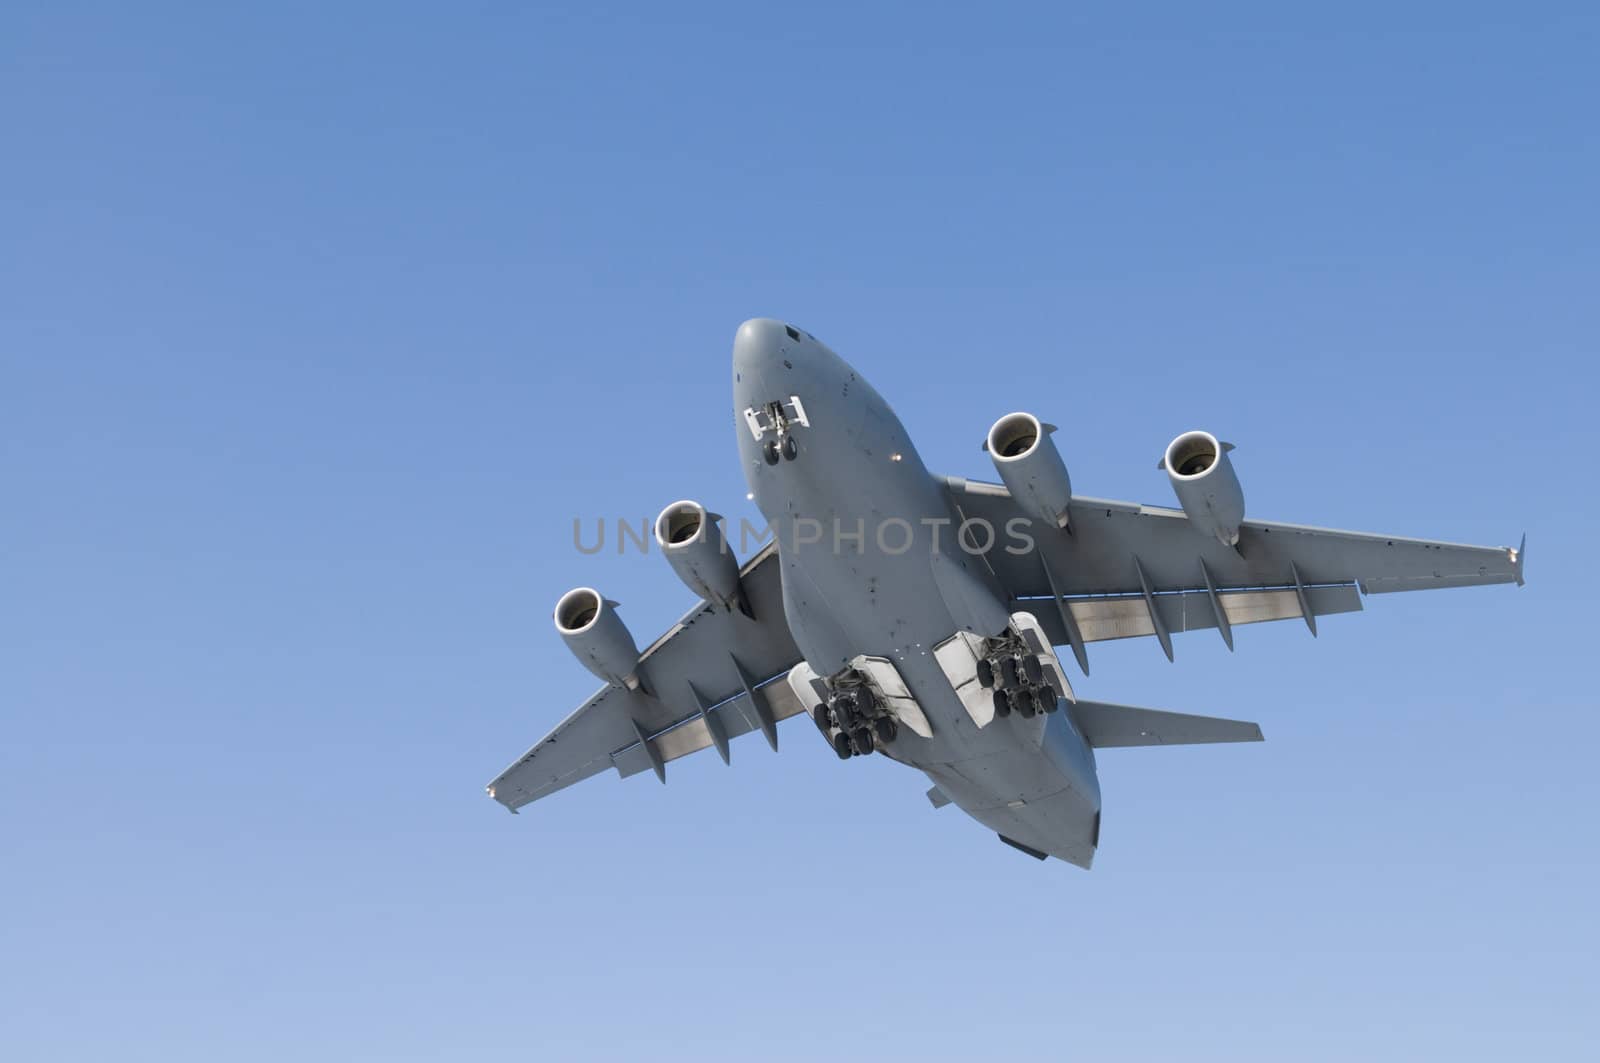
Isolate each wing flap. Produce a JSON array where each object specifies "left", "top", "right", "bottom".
[
  {"left": 611, "top": 676, "right": 810, "bottom": 779},
  {"left": 1018, "top": 584, "right": 1362, "bottom": 645}
]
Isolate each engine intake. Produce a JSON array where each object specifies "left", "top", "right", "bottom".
[
  {"left": 654, "top": 500, "right": 745, "bottom": 613},
  {"left": 1161, "top": 430, "right": 1245, "bottom": 547},
  {"left": 986, "top": 412, "right": 1072, "bottom": 530},
  {"left": 554, "top": 586, "right": 640, "bottom": 687}
]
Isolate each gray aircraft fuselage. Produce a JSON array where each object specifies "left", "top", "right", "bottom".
[{"left": 733, "top": 318, "right": 1102, "bottom": 865}]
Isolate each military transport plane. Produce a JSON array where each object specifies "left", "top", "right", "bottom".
[{"left": 487, "top": 318, "right": 1524, "bottom": 867}]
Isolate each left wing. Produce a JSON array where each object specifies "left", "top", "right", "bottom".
[
  {"left": 944, "top": 476, "right": 1523, "bottom": 668},
  {"left": 488, "top": 542, "right": 808, "bottom": 812}
]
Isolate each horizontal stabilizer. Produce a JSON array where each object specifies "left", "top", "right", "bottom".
[{"left": 1072, "top": 700, "right": 1263, "bottom": 748}]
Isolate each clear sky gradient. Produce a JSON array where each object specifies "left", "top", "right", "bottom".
[{"left": 4, "top": 3, "right": 1596, "bottom": 1060}]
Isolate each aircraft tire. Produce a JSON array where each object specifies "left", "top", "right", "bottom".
[{"left": 833, "top": 699, "right": 857, "bottom": 731}]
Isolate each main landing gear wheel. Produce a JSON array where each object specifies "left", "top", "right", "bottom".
[
  {"left": 873, "top": 716, "right": 898, "bottom": 744},
  {"left": 832, "top": 732, "right": 853, "bottom": 760},
  {"left": 1016, "top": 693, "right": 1037, "bottom": 719},
  {"left": 999, "top": 657, "right": 1020, "bottom": 688},
  {"left": 1033, "top": 687, "right": 1056, "bottom": 715},
  {"left": 851, "top": 728, "right": 875, "bottom": 756},
  {"left": 812, "top": 705, "right": 831, "bottom": 733},
  {"left": 781, "top": 435, "right": 798, "bottom": 461},
  {"left": 833, "top": 699, "right": 858, "bottom": 732},
  {"left": 975, "top": 658, "right": 995, "bottom": 688},
  {"left": 762, "top": 439, "right": 781, "bottom": 465},
  {"left": 993, "top": 688, "right": 1012, "bottom": 718}
]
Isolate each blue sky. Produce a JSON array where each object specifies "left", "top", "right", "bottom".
[{"left": 3, "top": 3, "right": 1596, "bottom": 1060}]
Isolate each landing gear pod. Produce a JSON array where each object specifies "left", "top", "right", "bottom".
[
  {"left": 653, "top": 500, "right": 748, "bottom": 614},
  {"left": 1160, "top": 430, "right": 1245, "bottom": 547},
  {"left": 554, "top": 587, "right": 640, "bottom": 687},
  {"left": 985, "top": 412, "right": 1072, "bottom": 530}
]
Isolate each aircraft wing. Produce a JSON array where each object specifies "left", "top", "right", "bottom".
[
  {"left": 943, "top": 476, "right": 1523, "bottom": 668},
  {"left": 487, "top": 542, "right": 808, "bottom": 812}
]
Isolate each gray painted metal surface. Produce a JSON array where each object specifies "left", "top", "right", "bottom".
[{"left": 487, "top": 318, "right": 1523, "bottom": 867}]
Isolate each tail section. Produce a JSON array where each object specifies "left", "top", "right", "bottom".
[{"left": 1071, "top": 700, "right": 1263, "bottom": 748}]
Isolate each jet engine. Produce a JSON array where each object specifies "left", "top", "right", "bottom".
[
  {"left": 1160, "top": 430, "right": 1245, "bottom": 547},
  {"left": 654, "top": 499, "right": 746, "bottom": 613},
  {"left": 986, "top": 412, "right": 1072, "bottom": 530},
  {"left": 554, "top": 587, "right": 640, "bottom": 687}
]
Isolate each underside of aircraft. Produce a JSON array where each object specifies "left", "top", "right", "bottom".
[{"left": 487, "top": 319, "right": 1524, "bottom": 867}]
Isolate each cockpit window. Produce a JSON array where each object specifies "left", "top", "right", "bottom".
[{"left": 784, "top": 325, "right": 801, "bottom": 341}]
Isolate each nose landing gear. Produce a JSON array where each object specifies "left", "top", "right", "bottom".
[
  {"left": 749, "top": 397, "right": 806, "bottom": 466},
  {"left": 761, "top": 434, "right": 800, "bottom": 465}
]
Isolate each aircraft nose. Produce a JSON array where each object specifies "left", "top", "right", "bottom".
[{"left": 732, "top": 317, "right": 791, "bottom": 375}]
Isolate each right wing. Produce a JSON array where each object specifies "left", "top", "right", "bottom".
[
  {"left": 944, "top": 476, "right": 1523, "bottom": 666},
  {"left": 487, "top": 542, "right": 809, "bottom": 812}
]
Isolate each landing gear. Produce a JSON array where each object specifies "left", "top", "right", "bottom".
[
  {"left": 975, "top": 636, "right": 1062, "bottom": 724},
  {"left": 832, "top": 693, "right": 860, "bottom": 732},
  {"left": 745, "top": 397, "right": 809, "bottom": 465},
  {"left": 817, "top": 674, "right": 899, "bottom": 759}
]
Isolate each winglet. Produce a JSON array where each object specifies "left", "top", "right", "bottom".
[{"left": 1512, "top": 533, "right": 1526, "bottom": 587}]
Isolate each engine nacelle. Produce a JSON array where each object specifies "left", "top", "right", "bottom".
[
  {"left": 654, "top": 500, "right": 744, "bottom": 612},
  {"left": 554, "top": 587, "right": 640, "bottom": 687},
  {"left": 986, "top": 412, "right": 1072, "bottom": 530},
  {"left": 1161, "top": 430, "right": 1245, "bottom": 547}
]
